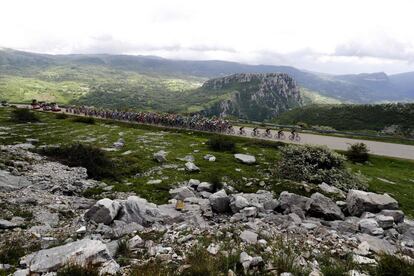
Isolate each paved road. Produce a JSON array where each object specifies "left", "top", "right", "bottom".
[
  {"left": 18, "top": 105, "right": 414, "bottom": 160},
  {"left": 238, "top": 127, "right": 414, "bottom": 160}
]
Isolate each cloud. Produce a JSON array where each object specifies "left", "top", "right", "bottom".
[{"left": 335, "top": 34, "right": 414, "bottom": 62}]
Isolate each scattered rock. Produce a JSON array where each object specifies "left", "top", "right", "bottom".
[
  {"left": 234, "top": 154, "right": 256, "bottom": 164},
  {"left": 240, "top": 230, "right": 258, "bottom": 244},
  {"left": 347, "top": 190, "right": 398, "bottom": 216},
  {"left": 306, "top": 192, "right": 344, "bottom": 221},
  {"left": 153, "top": 150, "right": 167, "bottom": 163},
  {"left": 85, "top": 198, "right": 121, "bottom": 225},
  {"left": 209, "top": 189, "right": 230, "bottom": 213},
  {"left": 185, "top": 162, "right": 200, "bottom": 172}
]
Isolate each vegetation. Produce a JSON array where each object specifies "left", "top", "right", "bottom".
[
  {"left": 278, "top": 145, "right": 367, "bottom": 190},
  {"left": 346, "top": 143, "right": 370, "bottom": 163},
  {"left": 1, "top": 107, "right": 412, "bottom": 216},
  {"left": 72, "top": 116, "right": 95, "bottom": 124},
  {"left": 275, "top": 103, "right": 414, "bottom": 136},
  {"left": 38, "top": 144, "right": 115, "bottom": 179},
  {"left": 57, "top": 263, "right": 99, "bottom": 276},
  {"left": 10, "top": 108, "right": 40, "bottom": 123},
  {"left": 55, "top": 113, "right": 68, "bottom": 119},
  {"left": 369, "top": 254, "right": 414, "bottom": 276},
  {"left": 348, "top": 155, "right": 414, "bottom": 217},
  {"left": 207, "top": 135, "right": 236, "bottom": 152}
]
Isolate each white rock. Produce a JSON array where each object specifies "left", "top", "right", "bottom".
[
  {"left": 76, "top": 226, "right": 86, "bottom": 234},
  {"left": 207, "top": 243, "right": 220, "bottom": 255},
  {"left": 234, "top": 154, "right": 256, "bottom": 164},
  {"left": 185, "top": 162, "right": 200, "bottom": 172},
  {"left": 128, "top": 235, "right": 144, "bottom": 249},
  {"left": 84, "top": 198, "right": 121, "bottom": 225},
  {"left": 240, "top": 230, "right": 258, "bottom": 244}
]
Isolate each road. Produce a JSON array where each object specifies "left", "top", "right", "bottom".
[{"left": 17, "top": 105, "right": 414, "bottom": 160}]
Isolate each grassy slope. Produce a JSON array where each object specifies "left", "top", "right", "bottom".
[
  {"left": 1, "top": 107, "right": 413, "bottom": 216},
  {"left": 349, "top": 156, "right": 414, "bottom": 217}
]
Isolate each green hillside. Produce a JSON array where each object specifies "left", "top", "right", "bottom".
[{"left": 274, "top": 103, "right": 414, "bottom": 136}]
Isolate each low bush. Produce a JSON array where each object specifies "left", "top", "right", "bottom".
[
  {"left": 10, "top": 108, "right": 40, "bottom": 123},
  {"left": 57, "top": 263, "right": 100, "bottom": 276},
  {"left": 72, "top": 116, "right": 95, "bottom": 124},
  {"left": 39, "top": 144, "right": 114, "bottom": 179},
  {"left": 346, "top": 142, "right": 370, "bottom": 163},
  {"left": 206, "top": 171, "right": 223, "bottom": 192},
  {"left": 207, "top": 135, "right": 235, "bottom": 152},
  {"left": 370, "top": 254, "right": 414, "bottom": 276},
  {"left": 278, "top": 144, "right": 367, "bottom": 190},
  {"left": 55, "top": 113, "right": 68, "bottom": 120}
]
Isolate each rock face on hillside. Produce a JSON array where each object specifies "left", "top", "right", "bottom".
[{"left": 201, "top": 73, "right": 303, "bottom": 121}]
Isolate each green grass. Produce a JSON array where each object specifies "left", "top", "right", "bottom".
[
  {"left": 348, "top": 155, "right": 414, "bottom": 217},
  {"left": 1, "top": 107, "right": 413, "bottom": 214}
]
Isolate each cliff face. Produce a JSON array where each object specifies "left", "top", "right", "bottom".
[{"left": 201, "top": 73, "right": 303, "bottom": 121}]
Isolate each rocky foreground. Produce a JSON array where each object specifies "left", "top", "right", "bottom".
[{"left": 0, "top": 144, "right": 413, "bottom": 275}]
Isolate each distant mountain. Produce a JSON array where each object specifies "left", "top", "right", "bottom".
[
  {"left": 1, "top": 48, "right": 414, "bottom": 108},
  {"left": 200, "top": 73, "right": 303, "bottom": 121}
]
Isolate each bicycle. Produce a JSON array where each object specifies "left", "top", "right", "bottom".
[
  {"left": 262, "top": 131, "right": 272, "bottom": 138},
  {"left": 251, "top": 130, "right": 261, "bottom": 137},
  {"left": 275, "top": 132, "right": 286, "bottom": 140},
  {"left": 288, "top": 134, "right": 301, "bottom": 142}
]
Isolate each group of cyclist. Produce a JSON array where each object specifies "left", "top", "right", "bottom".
[
  {"left": 240, "top": 126, "right": 300, "bottom": 141},
  {"left": 59, "top": 105, "right": 301, "bottom": 141}
]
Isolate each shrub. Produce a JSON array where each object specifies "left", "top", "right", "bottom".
[
  {"left": 346, "top": 142, "right": 370, "bottom": 163},
  {"left": 206, "top": 171, "right": 223, "bottom": 192},
  {"left": 207, "top": 135, "right": 235, "bottom": 152},
  {"left": 0, "top": 241, "right": 26, "bottom": 265},
  {"left": 57, "top": 263, "right": 100, "bottom": 276},
  {"left": 39, "top": 144, "right": 114, "bottom": 179},
  {"left": 72, "top": 116, "right": 95, "bottom": 124},
  {"left": 55, "top": 113, "right": 68, "bottom": 120},
  {"left": 370, "top": 254, "right": 414, "bottom": 276},
  {"left": 10, "top": 108, "right": 40, "bottom": 123},
  {"left": 278, "top": 145, "right": 367, "bottom": 190}
]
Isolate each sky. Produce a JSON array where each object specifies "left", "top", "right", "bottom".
[{"left": 1, "top": 0, "right": 414, "bottom": 75}]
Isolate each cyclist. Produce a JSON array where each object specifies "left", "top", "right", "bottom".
[
  {"left": 239, "top": 126, "right": 245, "bottom": 135},
  {"left": 265, "top": 128, "right": 271, "bottom": 137},
  {"left": 277, "top": 129, "right": 284, "bottom": 139},
  {"left": 290, "top": 128, "right": 297, "bottom": 140},
  {"left": 252, "top": 127, "right": 259, "bottom": 136}
]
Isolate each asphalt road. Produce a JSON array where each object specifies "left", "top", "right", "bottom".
[{"left": 16, "top": 105, "right": 414, "bottom": 160}]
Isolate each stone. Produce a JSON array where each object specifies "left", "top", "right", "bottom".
[
  {"left": 352, "top": 255, "right": 377, "bottom": 265},
  {"left": 117, "top": 196, "right": 163, "bottom": 226},
  {"left": 84, "top": 198, "right": 121, "bottom": 225},
  {"left": 306, "top": 192, "right": 345, "bottom": 221},
  {"left": 20, "top": 239, "right": 119, "bottom": 274},
  {"left": 353, "top": 241, "right": 370, "bottom": 256},
  {"left": 0, "top": 170, "right": 31, "bottom": 191},
  {"left": 358, "top": 218, "right": 383, "bottom": 235},
  {"left": 240, "top": 230, "right": 258, "bottom": 244},
  {"left": 241, "top": 207, "right": 257, "bottom": 217},
  {"left": 188, "top": 179, "right": 200, "bottom": 188},
  {"left": 278, "top": 191, "right": 309, "bottom": 212},
  {"left": 302, "top": 222, "right": 318, "bottom": 230},
  {"left": 76, "top": 226, "right": 86, "bottom": 234},
  {"left": 128, "top": 235, "right": 144, "bottom": 249},
  {"left": 318, "top": 182, "right": 345, "bottom": 198},
  {"left": 178, "top": 155, "right": 195, "bottom": 162},
  {"left": 234, "top": 154, "right": 256, "bottom": 164},
  {"left": 147, "top": 179, "right": 162, "bottom": 184},
  {"left": 207, "top": 243, "right": 220, "bottom": 255},
  {"left": 379, "top": 210, "right": 404, "bottom": 224},
  {"left": 375, "top": 215, "right": 394, "bottom": 229},
  {"left": 240, "top": 252, "right": 252, "bottom": 270},
  {"left": 209, "top": 189, "right": 230, "bottom": 213},
  {"left": 185, "top": 162, "right": 200, "bottom": 172},
  {"left": 197, "top": 182, "right": 214, "bottom": 192},
  {"left": 357, "top": 234, "right": 397, "bottom": 254},
  {"left": 169, "top": 186, "right": 196, "bottom": 200},
  {"left": 0, "top": 219, "right": 20, "bottom": 229},
  {"left": 229, "top": 195, "right": 249, "bottom": 213},
  {"left": 346, "top": 190, "right": 398, "bottom": 216},
  {"left": 153, "top": 150, "right": 167, "bottom": 163}
]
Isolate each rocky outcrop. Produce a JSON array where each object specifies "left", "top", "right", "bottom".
[
  {"left": 306, "top": 192, "right": 344, "bottom": 221},
  {"left": 20, "top": 239, "right": 119, "bottom": 274},
  {"left": 347, "top": 190, "right": 398, "bottom": 216},
  {"left": 201, "top": 73, "right": 303, "bottom": 121},
  {"left": 85, "top": 198, "right": 121, "bottom": 225}
]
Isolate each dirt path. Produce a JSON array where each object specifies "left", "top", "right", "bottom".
[{"left": 19, "top": 105, "right": 414, "bottom": 160}]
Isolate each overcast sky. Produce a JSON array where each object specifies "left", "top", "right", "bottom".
[{"left": 1, "top": 0, "right": 414, "bottom": 74}]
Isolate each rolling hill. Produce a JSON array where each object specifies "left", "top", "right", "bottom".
[{"left": 1, "top": 48, "right": 414, "bottom": 113}]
